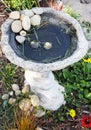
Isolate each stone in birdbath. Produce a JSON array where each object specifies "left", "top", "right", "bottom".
[
  {"left": 30, "top": 15, "right": 41, "bottom": 26},
  {"left": 11, "top": 20, "right": 22, "bottom": 33},
  {"left": 44, "top": 42, "right": 52, "bottom": 50},
  {"left": 20, "top": 30, "right": 27, "bottom": 36},
  {"left": 15, "top": 35, "right": 26, "bottom": 44},
  {"left": 9, "top": 11, "right": 20, "bottom": 19},
  {"left": 22, "top": 15, "right": 31, "bottom": 31}
]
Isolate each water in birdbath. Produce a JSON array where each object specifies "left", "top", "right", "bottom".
[{"left": 9, "top": 12, "right": 77, "bottom": 63}]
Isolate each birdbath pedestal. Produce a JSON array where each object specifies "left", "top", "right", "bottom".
[{"left": 1, "top": 8, "right": 88, "bottom": 110}]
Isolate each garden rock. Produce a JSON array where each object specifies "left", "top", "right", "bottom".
[
  {"left": 2, "top": 94, "right": 9, "bottom": 100},
  {"left": 11, "top": 20, "right": 22, "bottom": 33},
  {"left": 20, "top": 30, "right": 27, "bottom": 36},
  {"left": 19, "top": 98, "right": 31, "bottom": 111},
  {"left": 22, "top": 15, "right": 31, "bottom": 31},
  {"left": 30, "top": 95, "right": 40, "bottom": 106},
  {"left": 12, "top": 84, "right": 20, "bottom": 91},
  {"left": 15, "top": 35, "right": 25, "bottom": 44},
  {"left": 30, "top": 15, "right": 41, "bottom": 26},
  {"left": 9, "top": 11, "right": 20, "bottom": 20},
  {"left": 22, "top": 85, "right": 30, "bottom": 94},
  {"left": 8, "top": 98, "right": 16, "bottom": 104},
  {"left": 9, "top": 91, "right": 13, "bottom": 96}
]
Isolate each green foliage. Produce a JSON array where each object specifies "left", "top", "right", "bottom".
[
  {"left": 54, "top": 58, "right": 91, "bottom": 110},
  {"left": 63, "top": 5, "right": 80, "bottom": 19},
  {"left": 1, "top": 0, "right": 39, "bottom": 11},
  {"left": 44, "top": 55, "right": 91, "bottom": 123},
  {"left": 0, "top": 63, "right": 17, "bottom": 90},
  {"left": 0, "top": 96, "right": 15, "bottom": 130}
]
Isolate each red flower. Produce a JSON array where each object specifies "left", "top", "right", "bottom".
[{"left": 80, "top": 115, "right": 91, "bottom": 128}]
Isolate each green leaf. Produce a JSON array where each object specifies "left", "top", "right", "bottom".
[
  {"left": 84, "top": 89, "right": 89, "bottom": 97},
  {"left": 86, "top": 93, "right": 91, "bottom": 98}
]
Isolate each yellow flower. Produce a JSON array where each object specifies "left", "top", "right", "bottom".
[
  {"left": 83, "top": 58, "right": 91, "bottom": 63},
  {"left": 69, "top": 109, "right": 76, "bottom": 118}
]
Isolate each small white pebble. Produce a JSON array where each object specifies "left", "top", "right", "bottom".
[
  {"left": 22, "top": 15, "right": 31, "bottom": 31},
  {"left": 30, "top": 41, "right": 39, "bottom": 48},
  {"left": 20, "top": 30, "right": 27, "bottom": 36},
  {"left": 12, "top": 84, "right": 20, "bottom": 91},
  {"left": 16, "top": 35, "right": 25, "bottom": 44},
  {"left": 9, "top": 11, "right": 20, "bottom": 19},
  {"left": 2, "top": 94, "right": 9, "bottom": 100},
  {"left": 44, "top": 42, "right": 52, "bottom": 50},
  {"left": 30, "top": 15, "right": 41, "bottom": 26},
  {"left": 8, "top": 98, "right": 16, "bottom": 104},
  {"left": 11, "top": 20, "right": 22, "bottom": 33}
]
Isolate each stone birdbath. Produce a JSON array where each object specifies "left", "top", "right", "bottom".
[{"left": 1, "top": 7, "right": 88, "bottom": 111}]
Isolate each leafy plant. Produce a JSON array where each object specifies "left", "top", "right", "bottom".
[
  {"left": 0, "top": 95, "right": 15, "bottom": 130},
  {"left": 63, "top": 5, "right": 80, "bottom": 19},
  {"left": 54, "top": 55, "right": 91, "bottom": 110},
  {"left": 0, "top": 63, "right": 17, "bottom": 90},
  {"left": 1, "top": 0, "right": 40, "bottom": 11}
]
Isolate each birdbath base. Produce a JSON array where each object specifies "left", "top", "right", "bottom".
[{"left": 25, "top": 70, "right": 65, "bottom": 110}]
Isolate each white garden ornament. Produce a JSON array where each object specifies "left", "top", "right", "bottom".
[{"left": 1, "top": 7, "right": 88, "bottom": 110}]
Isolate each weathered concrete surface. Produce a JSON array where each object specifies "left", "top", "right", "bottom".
[{"left": 62, "top": 0, "right": 91, "bottom": 22}]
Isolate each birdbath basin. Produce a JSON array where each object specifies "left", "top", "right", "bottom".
[{"left": 1, "top": 8, "right": 88, "bottom": 110}]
